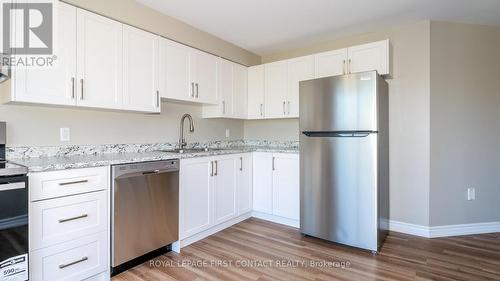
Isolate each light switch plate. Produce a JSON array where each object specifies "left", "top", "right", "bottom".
[{"left": 60, "top": 128, "right": 70, "bottom": 142}]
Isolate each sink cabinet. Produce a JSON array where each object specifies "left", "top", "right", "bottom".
[{"left": 179, "top": 153, "right": 252, "bottom": 244}]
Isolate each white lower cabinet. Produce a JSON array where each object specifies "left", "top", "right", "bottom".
[
  {"left": 252, "top": 153, "right": 273, "bottom": 213},
  {"left": 253, "top": 153, "right": 300, "bottom": 225},
  {"left": 237, "top": 154, "right": 253, "bottom": 215},
  {"left": 29, "top": 167, "right": 110, "bottom": 281},
  {"left": 30, "top": 232, "right": 108, "bottom": 281},
  {"left": 180, "top": 154, "right": 252, "bottom": 242},
  {"left": 179, "top": 157, "right": 212, "bottom": 238},
  {"left": 272, "top": 154, "right": 300, "bottom": 220},
  {"left": 213, "top": 156, "right": 238, "bottom": 224}
]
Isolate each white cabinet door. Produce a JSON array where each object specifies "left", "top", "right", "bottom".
[
  {"left": 180, "top": 158, "right": 212, "bottom": 239},
  {"left": 247, "top": 65, "right": 265, "bottom": 119},
  {"left": 264, "top": 61, "right": 288, "bottom": 119},
  {"left": 314, "top": 48, "right": 348, "bottom": 78},
  {"left": 252, "top": 152, "right": 273, "bottom": 214},
  {"left": 76, "top": 9, "right": 123, "bottom": 109},
  {"left": 122, "top": 25, "right": 159, "bottom": 112},
  {"left": 213, "top": 156, "right": 237, "bottom": 225},
  {"left": 348, "top": 40, "right": 389, "bottom": 75},
  {"left": 30, "top": 231, "right": 108, "bottom": 281},
  {"left": 272, "top": 154, "right": 300, "bottom": 220},
  {"left": 192, "top": 50, "right": 218, "bottom": 104},
  {"left": 218, "top": 59, "right": 234, "bottom": 116},
  {"left": 160, "top": 39, "right": 192, "bottom": 101},
  {"left": 14, "top": 2, "right": 76, "bottom": 106},
  {"left": 287, "top": 55, "right": 314, "bottom": 118},
  {"left": 233, "top": 63, "right": 248, "bottom": 119},
  {"left": 237, "top": 154, "right": 252, "bottom": 215}
]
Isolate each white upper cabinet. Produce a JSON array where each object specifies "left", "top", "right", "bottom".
[
  {"left": 76, "top": 9, "right": 123, "bottom": 110},
  {"left": 123, "top": 25, "right": 160, "bottom": 113},
  {"left": 160, "top": 40, "right": 217, "bottom": 104},
  {"left": 287, "top": 55, "right": 314, "bottom": 118},
  {"left": 160, "top": 39, "right": 192, "bottom": 102},
  {"left": 264, "top": 61, "right": 288, "bottom": 119},
  {"left": 247, "top": 65, "right": 265, "bottom": 119},
  {"left": 13, "top": 2, "right": 77, "bottom": 106},
  {"left": 192, "top": 50, "right": 218, "bottom": 104},
  {"left": 202, "top": 59, "right": 248, "bottom": 119},
  {"left": 314, "top": 48, "right": 348, "bottom": 78},
  {"left": 348, "top": 39, "right": 390, "bottom": 75},
  {"left": 233, "top": 63, "right": 248, "bottom": 119},
  {"left": 202, "top": 58, "right": 233, "bottom": 118}
]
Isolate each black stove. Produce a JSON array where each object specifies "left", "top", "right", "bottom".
[{"left": 0, "top": 122, "right": 29, "bottom": 281}]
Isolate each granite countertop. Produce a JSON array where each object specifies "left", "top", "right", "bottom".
[{"left": 9, "top": 146, "right": 298, "bottom": 173}]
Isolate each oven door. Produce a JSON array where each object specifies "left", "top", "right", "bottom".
[{"left": 0, "top": 175, "right": 28, "bottom": 281}]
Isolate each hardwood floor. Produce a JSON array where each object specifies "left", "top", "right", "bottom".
[{"left": 113, "top": 218, "right": 500, "bottom": 281}]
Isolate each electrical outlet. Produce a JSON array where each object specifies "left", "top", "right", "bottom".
[
  {"left": 467, "top": 187, "right": 476, "bottom": 201},
  {"left": 60, "top": 128, "right": 70, "bottom": 142},
  {"left": 225, "top": 129, "right": 230, "bottom": 138}
]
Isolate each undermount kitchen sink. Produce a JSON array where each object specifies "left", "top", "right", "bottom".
[{"left": 157, "top": 148, "right": 223, "bottom": 154}]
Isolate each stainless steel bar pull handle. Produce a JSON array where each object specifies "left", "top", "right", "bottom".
[
  {"left": 239, "top": 157, "right": 243, "bottom": 171},
  {"left": 58, "top": 214, "right": 88, "bottom": 223},
  {"left": 210, "top": 161, "right": 214, "bottom": 177},
  {"left": 156, "top": 90, "right": 160, "bottom": 107},
  {"left": 287, "top": 101, "right": 291, "bottom": 115},
  {"left": 195, "top": 83, "right": 199, "bottom": 98},
  {"left": 222, "top": 100, "right": 226, "bottom": 114},
  {"left": 283, "top": 101, "right": 286, "bottom": 115},
  {"left": 0, "top": 182, "right": 25, "bottom": 192},
  {"left": 80, "top": 79, "right": 84, "bottom": 100},
  {"left": 272, "top": 157, "right": 275, "bottom": 171},
  {"left": 260, "top": 104, "right": 263, "bottom": 116},
  {"left": 71, "top": 77, "right": 75, "bottom": 99},
  {"left": 191, "top": 82, "right": 195, "bottom": 97},
  {"left": 214, "top": 160, "right": 218, "bottom": 176},
  {"left": 343, "top": 60, "right": 346, "bottom": 74},
  {"left": 348, "top": 59, "right": 352, "bottom": 74},
  {"left": 59, "top": 257, "right": 88, "bottom": 269},
  {"left": 59, "top": 179, "right": 89, "bottom": 186}
]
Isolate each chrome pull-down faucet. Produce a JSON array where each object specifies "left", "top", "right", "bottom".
[{"left": 178, "top": 114, "right": 194, "bottom": 149}]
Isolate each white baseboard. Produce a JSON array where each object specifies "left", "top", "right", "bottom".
[
  {"left": 429, "top": 221, "right": 500, "bottom": 238},
  {"left": 389, "top": 220, "right": 430, "bottom": 238},
  {"left": 389, "top": 220, "right": 500, "bottom": 238},
  {"left": 180, "top": 212, "right": 252, "bottom": 249},
  {"left": 251, "top": 211, "right": 299, "bottom": 228}
]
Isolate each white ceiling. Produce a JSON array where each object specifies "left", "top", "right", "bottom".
[{"left": 136, "top": 0, "right": 500, "bottom": 55}]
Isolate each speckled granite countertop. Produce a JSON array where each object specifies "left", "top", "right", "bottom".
[{"left": 10, "top": 146, "right": 298, "bottom": 173}]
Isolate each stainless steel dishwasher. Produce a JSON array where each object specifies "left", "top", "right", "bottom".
[{"left": 111, "top": 160, "right": 179, "bottom": 274}]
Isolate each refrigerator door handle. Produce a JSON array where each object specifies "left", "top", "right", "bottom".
[{"left": 302, "top": 131, "right": 376, "bottom": 138}]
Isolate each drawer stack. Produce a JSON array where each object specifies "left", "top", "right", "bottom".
[{"left": 29, "top": 167, "right": 110, "bottom": 281}]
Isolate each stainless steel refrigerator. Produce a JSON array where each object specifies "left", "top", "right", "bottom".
[{"left": 299, "top": 71, "right": 389, "bottom": 253}]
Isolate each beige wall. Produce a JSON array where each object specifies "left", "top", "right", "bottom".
[
  {"left": 0, "top": 101, "right": 244, "bottom": 146},
  {"left": 245, "top": 21, "right": 432, "bottom": 226},
  {"left": 62, "top": 0, "right": 260, "bottom": 66},
  {"left": 429, "top": 22, "right": 500, "bottom": 226}
]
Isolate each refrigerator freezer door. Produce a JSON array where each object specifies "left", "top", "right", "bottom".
[
  {"left": 299, "top": 71, "right": 378, "bottom": 132},
  {"left": 300, "top": 133, "right": 378, "bottom": 251}
]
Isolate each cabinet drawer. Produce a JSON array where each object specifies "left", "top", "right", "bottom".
[
  {"left": 30, "top": 167, "right": 109, "bottom": 201},
  {"left": 30, "top": 231, "right": 108, "bottom": 281},
  {"left": 31, "top": 191, "right": 107, "bottom": 250}
]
